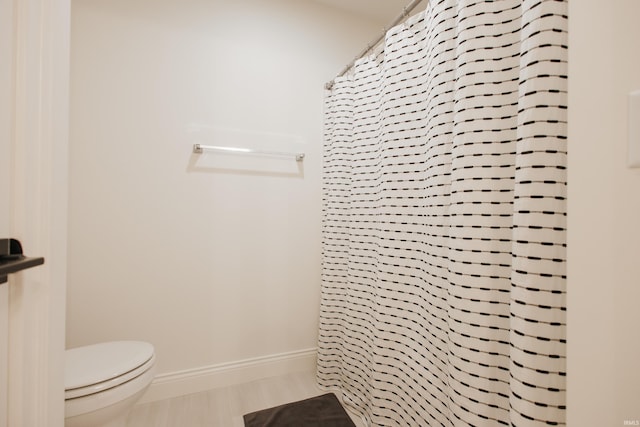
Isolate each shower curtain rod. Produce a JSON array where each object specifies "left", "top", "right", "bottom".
[{"left": 324, "top": 0, "right": 426, "bottom": 90}]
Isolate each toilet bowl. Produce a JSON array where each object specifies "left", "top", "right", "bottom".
[{"left": 64, "top": 341, "right": 156, "bottom": 427}]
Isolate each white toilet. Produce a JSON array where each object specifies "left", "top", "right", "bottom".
[{"left": 64, "top": 341, "right": 156, "bottom": 427}]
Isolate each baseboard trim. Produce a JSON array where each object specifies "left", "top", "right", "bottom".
[{"left": 138, "top": 347, "right": 318, "bottom": 404}]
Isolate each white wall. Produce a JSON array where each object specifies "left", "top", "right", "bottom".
[
  {"left": 68, "top": 0, "right": 383, "bottom": 377},
  {"left": 70, "top": 1, "right": 640, "bottom": 422},
  {"left": 568, "top": 1, "right": 640, "bottom": 425}
]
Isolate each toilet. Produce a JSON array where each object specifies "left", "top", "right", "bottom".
[{"left": 64, "top": 341, "right": 156, "bottom": 427}]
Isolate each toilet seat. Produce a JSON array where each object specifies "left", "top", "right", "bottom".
[{"left": 65, "top": 341, "right": 155, "bottom": 400}]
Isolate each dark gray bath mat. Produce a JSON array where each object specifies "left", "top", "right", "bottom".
[{"left": 243, "top": 393, "right": 356, "bottom": 427}]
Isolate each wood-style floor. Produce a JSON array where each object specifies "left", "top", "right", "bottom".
[{"left": 126, "top": 370, "right": 365, "bottom": 427}]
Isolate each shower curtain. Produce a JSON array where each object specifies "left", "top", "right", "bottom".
[{"left": 318, "top": 1, "right": 567, "bottom": 426}]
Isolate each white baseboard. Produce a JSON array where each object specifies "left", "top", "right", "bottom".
[{"left": 138, "top": 348, "right": 318, "bottom": 404}]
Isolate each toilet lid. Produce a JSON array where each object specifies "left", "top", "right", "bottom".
[{"left": 65, "top": 341, "right": 155, "bottom": 391}]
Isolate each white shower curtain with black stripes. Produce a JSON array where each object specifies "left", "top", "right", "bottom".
[{"left": 318, "top": 0, "right": 567, "bottom": 426}]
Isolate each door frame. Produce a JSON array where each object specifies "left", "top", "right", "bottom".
[{"left": 1, "top": 0, "right": 70, "bottom": 425}]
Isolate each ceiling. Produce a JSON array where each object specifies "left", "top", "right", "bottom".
[{"left": 312, "top": 0, "right": 413, "bottom": 24}]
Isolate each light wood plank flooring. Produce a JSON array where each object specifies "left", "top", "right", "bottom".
[{"left": 126, "top": 371, "right": 365, "bottom": 427}]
